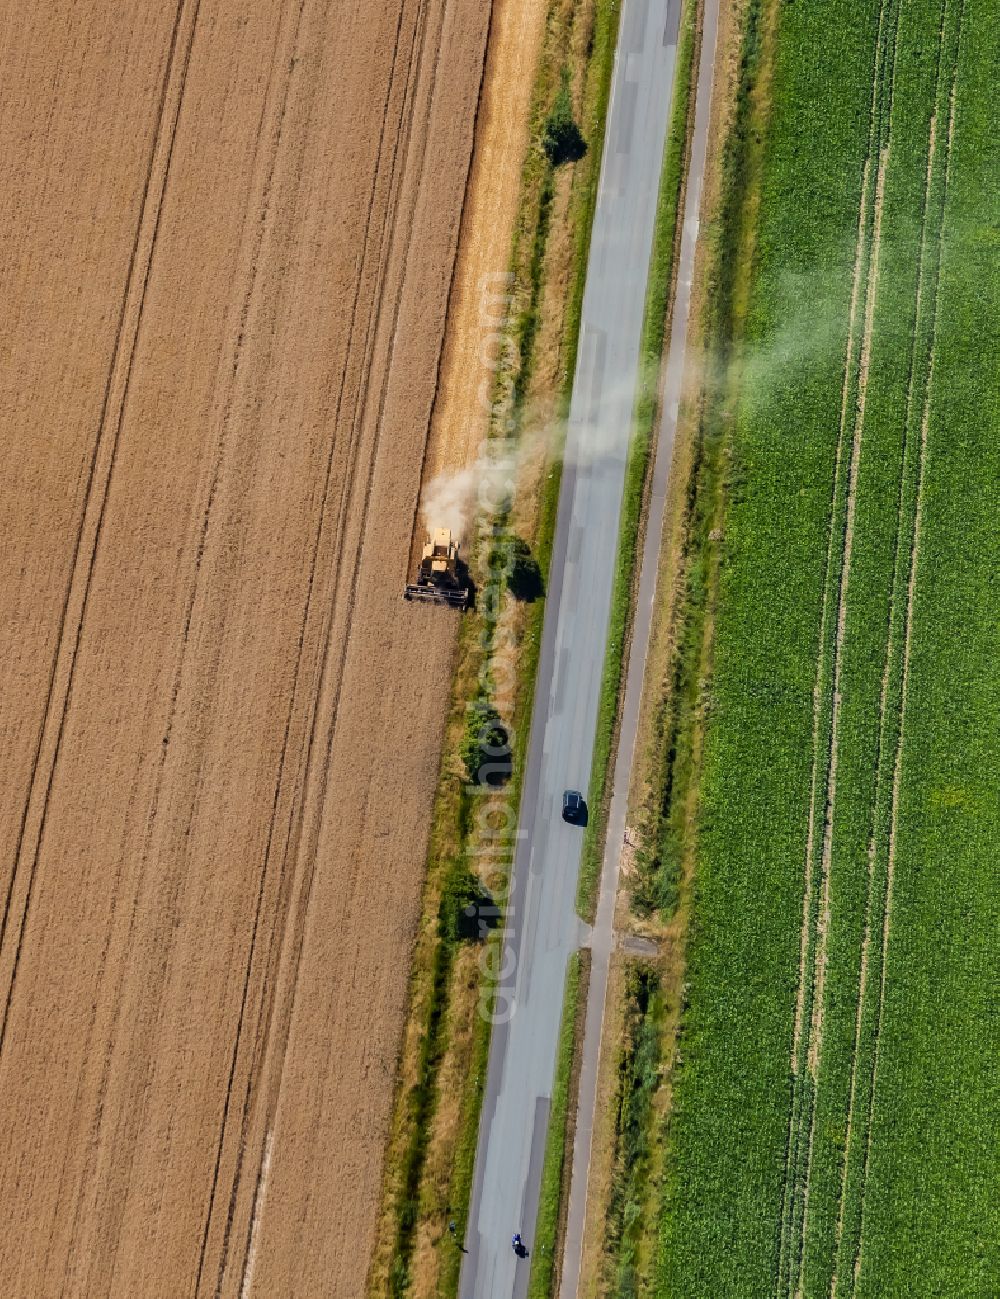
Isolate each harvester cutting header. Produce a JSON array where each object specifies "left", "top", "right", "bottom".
[{"left": 404, "top": 528, "right": 470, "bottom": 610}]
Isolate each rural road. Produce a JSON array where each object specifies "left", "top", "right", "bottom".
[
  {"left": 559, "top": 0, "right": 719, "bottom": 1291},
  {"left": 459, "top": 1, "right": 693, "bottom": 1294}
]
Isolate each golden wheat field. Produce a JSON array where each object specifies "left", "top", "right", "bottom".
[{"left": 0, "top": 1, "right": 491, "bottom": 1293}]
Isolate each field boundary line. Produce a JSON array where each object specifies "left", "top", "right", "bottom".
[{"left": 0, "top": 0, "right": 202, "bottom": 1058}]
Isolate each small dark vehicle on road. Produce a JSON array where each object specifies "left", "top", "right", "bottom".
[
  {"left": 562, "top": 789, "right": 586, "bottom": 824},
  {"left": 512, "top": 1232, "right": 528, "bottom": 1258}
]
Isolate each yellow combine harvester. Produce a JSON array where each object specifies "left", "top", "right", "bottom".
[{"left": 404, "top": 528, "right": 470, "bottom": 610}]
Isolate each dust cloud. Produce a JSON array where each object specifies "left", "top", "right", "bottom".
[{"left": 419, "top": 253, "right": 856, "bottom": 547}]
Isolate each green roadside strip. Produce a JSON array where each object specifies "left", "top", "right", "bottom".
[
  {"left": 601, "top": 963, "right": 665, "bottom": 1293},
  {"left": 577, "top": 0, "right": 700, "bottom": 921},
  {"left": 527, "top": 951, "right": 585, "bottom": 1299}
]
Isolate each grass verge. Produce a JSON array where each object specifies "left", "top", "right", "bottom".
[
  {"left": 626, "top": 0, "right": 774, "bottom": 927},
  {"left": 597, "top": 961, "right": 665, "bottom": 1294}
]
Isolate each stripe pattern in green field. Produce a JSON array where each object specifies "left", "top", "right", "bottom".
[
  {"left": 657, "top": 0, "right": 998, "bottom": 1294},
  {"left": 781, "top": 0, "right": 969, "bottom": 1294}
]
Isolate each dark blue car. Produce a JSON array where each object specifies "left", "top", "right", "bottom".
[{"left": 562, "top": 789, "right": 585, "bottom": 824}]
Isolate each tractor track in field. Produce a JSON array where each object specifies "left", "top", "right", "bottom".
[
  {"left": 795, "top": 122, "right": 892, "bottom": 1291},
  {"left": 73, "top": 1, "right": 316, "bottom": 1288},
  {"left": 0, "top": 0, "right": 199, "bottom": 1055},
  {"left": 777, "top": 1, "right": 968, "bottom": 1293},
  {"left": 59, "top": 5, "right": 330, "bottom": 1285},
  {"left": 3, "top": 12, "right": 205, "bottom": 1263},
  {"left": 843, "top": 12, "right": 964, "bottom": 1290},
  {"left": 199, "top": 4, "right": 440, "bottom": 1290},
  {"left": 776, "top": 1, "right": 901, "bottom": 1290},
  {"left": 820, "top": 15, "right": 945, "bottom": 1283},
  {"left": 188, "top": 0, "right": 366, "bottom": 1278}
]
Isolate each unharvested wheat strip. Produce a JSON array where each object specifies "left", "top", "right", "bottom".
[
  {"left": 830, "top": 35, "right": 950, "bottom": 1286},
  {"left": 851, "top": 28, "right": 963, "bottom": 1290}
]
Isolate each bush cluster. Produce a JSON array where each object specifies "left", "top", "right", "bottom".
[{"left": 543, "top": 83, "right": 586, "bottom": 166}]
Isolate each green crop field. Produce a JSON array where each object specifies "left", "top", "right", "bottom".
[{"left": 656, "top": 0, "right": 998, "bottom": 1296}]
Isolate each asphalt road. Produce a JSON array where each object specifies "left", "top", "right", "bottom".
[
  {"left": 559, "top": 0, "right": 720, "bottom": 1290},
  {"left": 460, "top": 2, "right": 686, "bottom": 1294}
]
